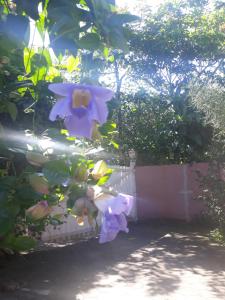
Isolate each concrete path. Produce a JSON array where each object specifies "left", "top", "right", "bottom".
[{"left": 0, "top": 222, "right": 225, "bottom": 300}]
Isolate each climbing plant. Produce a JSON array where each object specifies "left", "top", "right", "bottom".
[{"left": 0, "top": 0, "right": 138, "bottom": 253}]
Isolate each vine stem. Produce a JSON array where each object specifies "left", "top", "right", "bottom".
[
  {"left": 25, "top": 25, "right": 36, "bottom": 74},
  {"left": 32, "top": 29, "right": 47, "bottom": 133}
]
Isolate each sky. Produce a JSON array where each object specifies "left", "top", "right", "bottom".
[
  {"left": 117, "top": 0, "right": 216, "bottom": 13},
  {"left": 116, "top": 0, "right": 165, "bottom": 13}
]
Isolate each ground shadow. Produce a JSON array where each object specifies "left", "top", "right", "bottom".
[{"left": 0, "top": 221, "right": 225, "bottom": 300}]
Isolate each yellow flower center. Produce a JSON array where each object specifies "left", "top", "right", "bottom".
[{"left": 72, "top": 89, "right": 91, "bottom": 109}]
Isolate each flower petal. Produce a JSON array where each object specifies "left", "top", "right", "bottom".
[
  {"left": 87, "top": 85, "right": 114, "bottom": 102},
  {"left": 86, "top": 101, "right": 108, "bottom": 125},
  {"left": 95, "top": 193, "right": 133, "bottom": 216},
  {"left": 89, "top": 86, "right": 114, "bottom": 102},
  {"left": 64, "top": 114, "right": 93, "bottom": 139},
  {"left": 49, "top": 98, "right": 71, "bottom": 121},
  {"left": 99, "top": 212, "right": 128, "bottom": 244},
  {"left": 94, "top": 100, "right": 109, "bottom": 124},
  {"left": 48, "top": 83, "right": 76, "bottom": 96},
  {"left": 49, "top": 84, "right": 114, "bottom": 102},
  {"left": 48, "top": 83, "right": 114, "bottom": 132}
]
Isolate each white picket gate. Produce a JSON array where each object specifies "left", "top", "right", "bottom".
[{"left": 41, "top": 163, "right": 136, "bottom": 243}]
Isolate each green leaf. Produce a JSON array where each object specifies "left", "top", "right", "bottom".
[
  {"left": 66, "top": 55, "right": 80, "bottom": 73},
  {"left": 42, "top": 128, "right": 69, "bottom": 142},
  {"left": 13, "top": 236, "right": 37, "bottom": 251},
  {"left": 16, "top": 186, "right": 40, "bottom": 208},
  {"left": 108, "top": 30, "right": 129, "bottom": 52},
  {"left": 24, "top": 47, "right": 35, "bottom": 74},
  {"left": 70, "top": 155, "right": 86, "bottom": 175},
  {"left": 95, "top": 168, "right": 113, "bottom": 186},
  {"left": 60, "top": 129, "right": 69, "bottom": 135},
  {"left": 79, "top": 33, "right": 101, "bottom": 50},
  {"left": 0, "top": 197, "right": 19, "bottom": 236},
  {"left": 1, "top": 235, "right": 37, "bottom": 252},
  {"left": 36, "top": 1, "right": 48, "bottom": 38},
  {"left": 66, "top": 136, "right": 76, "bottom": 141},
  {"left": 29, "top": 174, "right": 49, "bottom": 194},
  {"left": 108, "top": 13, "right": 140, "bottom": 25},
  {"left": 7, "top": 102, "right": 18, "bottom": 121},
  {"left": 67, "top": 184, "right": 86, "bottom": 209},
  {"left": 79, "top": 0, "right": 87, "bottom": 5},
  {"left": 17, "top": 87, "right": 28, "bottom": 96},
  {"left": 30, "top": 66, "right": 47, "bottom": 85},
  {"left": 0, "top": 176, "right": 17, "bottom": 191},
  {"left": 0, "top": 215, "right": 15, "bottom": 236},
  {"left": 87, "top": 160, "right": 94, "bottom": 169},
  {"left": 108, "top": 55, "right": 114, "bottom": 62},
  {"left": 42, "top": 48, "right": 52, "bottom": 67},
  {"left": 43, "top": 66, "right": 59, "bottom": 82},
  {"left": 111, "top": 141, "right": 119, "bottom": 149},
  {"left": 43, "top": 159, "right": 70, "bottom": 185},
  {"left": 103, "top": 47, "right": 109, "bottom": 58},
  {"left": 26, "top": 151, "right": 49, "bottom": 166},
  {"left": 100, "top": 121, "right": 117, "bottom": 135},
  {"left": 17, "top": 0, "right": 40, "bottom": 20},
  {"left": 96, "top": 175, "right": 111, "bottom": 186},
  {"left": 51, "top": 37, "right": 77, "bottom": 56}
]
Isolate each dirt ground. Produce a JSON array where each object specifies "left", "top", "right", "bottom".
[{"left": 0, "top": 222, "right": 225, "bottom": 300}]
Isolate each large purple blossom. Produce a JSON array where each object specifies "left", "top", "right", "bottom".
[
  {"left": 48, "top": 83, "right": 114, "bottom": 139},
  {"left": 95, "top": 193, "right": 134, "bottom": 216},
  {"left": 99, "top": 211, "right": 129, "bottom": 244},
  {"left": 96, "top": 193, "right": 133, "bottom": 243}
]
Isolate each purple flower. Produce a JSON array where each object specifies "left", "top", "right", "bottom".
[
  {"left": 97, "top": 193, "right": 133, "bottom": 243},
  {"left": 99, "top": 211, "right": 128, "bottom": 244},
  {"left": 95, "top": 193, "right": 134, "bottom": 216},
  {"left": 48, "top": 83, "right": 114, "bottom": 139}
]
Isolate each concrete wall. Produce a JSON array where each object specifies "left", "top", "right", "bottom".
[{"left": 135, "top": 163, "right": 208, "bottom": 221}]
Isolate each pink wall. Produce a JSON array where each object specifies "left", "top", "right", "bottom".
[{"left": 135, "top": 163, "right": 208, "bottom": 221}]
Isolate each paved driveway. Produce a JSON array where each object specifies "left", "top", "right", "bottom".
[{"left": 0, "top": 222, "right": 225, "bottom": 300}]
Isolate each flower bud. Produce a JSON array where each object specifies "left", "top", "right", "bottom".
[
  {"left": 92, "top": 160, "right": 108, "bottom": 180},
  {"left": 74, "top": 164, "right": 88, "bottom": 182},
  {"left": 29, "top": 174, "right": 49, "bottom": 194},
  {"left": 26, "top": 201, "right": 52, "bottom": 220}
]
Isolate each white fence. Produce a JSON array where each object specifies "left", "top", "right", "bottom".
[{"left": 41, "top": 164, "right": 136, "bottom": 243}]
